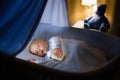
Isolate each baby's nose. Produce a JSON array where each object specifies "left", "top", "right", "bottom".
[{"left": 39, "top": 49, "right": 43, "bottom": 53}]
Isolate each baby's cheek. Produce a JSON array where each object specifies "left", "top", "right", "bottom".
[{"left": 45, "top": 45, "right": 48, "bottom": 50}]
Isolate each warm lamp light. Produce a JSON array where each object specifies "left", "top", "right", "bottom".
[
  {"left": 81, "top": 0, "right": 97, "bottom": 18},
  {"left": 82, "top": 0, "right": 97, "bottom": 6}
]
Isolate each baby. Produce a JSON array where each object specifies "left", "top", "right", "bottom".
[{"left": 29, "top": 36, "right": 65, "bottom": 63}]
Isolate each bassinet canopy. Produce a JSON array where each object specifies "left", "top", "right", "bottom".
[{"left": 0, "top": 0, "right": 47, "bottom": 55}]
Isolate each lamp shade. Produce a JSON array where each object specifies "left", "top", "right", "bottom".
[{"left": 82, "top": 0, "right": 97, "bottom": 6}]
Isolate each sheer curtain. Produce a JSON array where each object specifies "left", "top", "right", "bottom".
[{"left": 40, "top": 0, "right": 69, "bottom": 27}]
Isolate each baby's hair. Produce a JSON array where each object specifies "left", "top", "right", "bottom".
[{"left": 29, "top": 39, "right": 44, "bottom": 54}]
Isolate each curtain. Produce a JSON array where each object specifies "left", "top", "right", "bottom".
[
  {"left": 0, "top": 0, "right": 47, "bottom": 55},
  {"left": 40, "top": 0, "right": 69, "bottom": 27}
]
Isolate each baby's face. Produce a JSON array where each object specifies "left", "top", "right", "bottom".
[{"left": 31, "top": 41, "right": 48, "bottom": 57}]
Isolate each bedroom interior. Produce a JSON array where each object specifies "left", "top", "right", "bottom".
[
  {"left": 0, "top": 0, "right": 120, "bottom": 80},
  {"left": 68, "top": 0, "right": 115, "bottom": 32}
]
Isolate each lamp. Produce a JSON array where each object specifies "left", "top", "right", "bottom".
[
  {"left": 82, "top": 0, "right": 97, "bottom": 6},
  {"left": 81, "top": 0, "right": 97, "bottom": 17}
]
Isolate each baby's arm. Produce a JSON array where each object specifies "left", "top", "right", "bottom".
[
  {"left": 49, "top": 36, "right": 63, "bottom": 57},
  {"left": 28, "top": 59, "right": 36, "bottom": 63},
  {"left": 49, "top": 36, "right": 61, "bottom": 48},
  {"left": 28, "top": 58, "right": 43, "bottom": 63},
  {"left": 48, "top": 36, "right": 65, "bottom": 61}
]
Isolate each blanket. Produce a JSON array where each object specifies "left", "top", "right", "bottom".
[{"left": 36, "top": 39, "right": 107, "bottom": 72}]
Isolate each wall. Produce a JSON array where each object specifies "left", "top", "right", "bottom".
[
  {"left": 105, "top": 0, "right": 116, "bottom": 33},
  {"left": 67, "top": 0, "right": 90, "bottom": 26},
  {"left": 105, "top": 0, "right": 115, "bottom": 32},
  {"left": 109, "top": 0, "right": 120, "bottom": 37}
]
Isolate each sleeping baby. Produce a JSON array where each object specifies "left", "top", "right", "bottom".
[
  {"left": 28, "top": 36, "right": 66, "bottom": 63},
  {"left": 28, "top": 36, "right": 108, "bottom": 72}
]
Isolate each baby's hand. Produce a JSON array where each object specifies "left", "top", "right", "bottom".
[
  {"left": 51, "top": 48, "right": 65, "bottom": 62},
  {"left": 28, "top": 59, "right": 36, "bottom": 63},
  {"left": 52, "top": 48, "right": 63, "bottom": 57}
]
